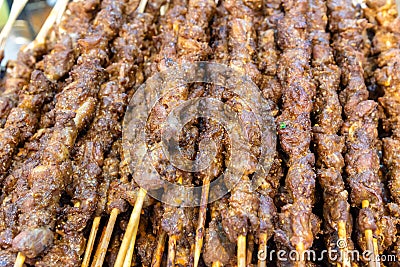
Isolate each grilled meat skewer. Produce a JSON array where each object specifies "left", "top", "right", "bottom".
[
  {"left": 274, "top": 1, "right": 319, "bottom": 266},
  {"left": 308, "top": 0, "right": 354, "bottom": 265},
  {"left": 0, "top": 0, "right": 101, "bottom": 182},
  {"left": 5, "top": 0, "right": 125, "bottom": 263},
  {"left": 328, "top": 0, "right": 397, "bottom": 257},
  {"left": 365, "top": 0, "right": 400, "bottom": 229}
]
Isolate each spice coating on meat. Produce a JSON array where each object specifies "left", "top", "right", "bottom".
[
  {"left": 365, "top": 1, "right": 400, "bottom": 233},
  {"left": 35, "top": 1, "right": 167, "bottom": 265},
  {"left": 327, "top": 0, "right": 397, "bottom": 252},
  {"left": 0, "top": 48, "right": 45, "bottom": 129},
  {"left": 203, "top": 199, "right": 236, "bottom": 266},
  {"left": 6, "top": 0, "right": 125, "bottom": 261},
  {"left": 308, "top": 0, "right": 354, "bottom": 261},
  {"left": 44, "top": 0, "right": 101, "bottom": 81},
  {"left": 274, "top": 0, "right": 318, "bottom": 260},
  {"left": 218, "top": 0, "right": 263, "bottom": 245},
  {"left": 255, "top": 0, "right": 283, "bottom": 244},
  {"left": 0, "top": 71, "right": 54, "bottom": 181}
]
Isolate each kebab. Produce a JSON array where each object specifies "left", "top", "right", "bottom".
[
  {"left": 217, "top": 0, "right": 267, "bottom": 265},
  {"left": 192, "top": 2, "right": 229, "bottom": 266},
  {"left": 0, "top": 0, "right": 98, "bottom": 182},
  {"left": 34, "top": 30, "right": 130, "bottom": 265},
  {"left": 8, "top": 0, "right": 126, "bottom": 264},
  {"left": 1, "top": 1, "right": 98, "bottom": 214},
  {"left": 0, "top": 0, "right": 90, "bottom": 262},
  {"left": 159, "top": 1, "right": 215, "bottom": 265},
  {"left": 109, "top": 0, "right": 215, "bottom": 265},
  {"left": 274, "top": 1, "right": 320, "bottom": 266},
  {"left": 81, "top": 139, "right": 122, "bottom": 267},
  {"left": 0, "top": 0, "right": 83, "bottom": 127},
  {"left": 365, "top": 0, "right": 400, "bottom": 233},
  {"left": 327, "top": 0, "right": 397, "bottom": 263},
  {"left": 255, "top": 1, "right": 283, "bottom": 266},
  {"left": 309, "top": 0, "right": 354, "bottom": 266},
  {"left": 68, "top": 0, "right": 163, "bottom": 264},
  {"left": 86, "top": 1, "right": 169, "bottom": 265}
]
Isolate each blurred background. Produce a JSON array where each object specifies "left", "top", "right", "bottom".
[{"left": 0, "top": 0, "right": 52, "bottom": 69}]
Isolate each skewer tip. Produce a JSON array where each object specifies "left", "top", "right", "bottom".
[
  {"left": 114, "top": 188, "right": 147, "bottom": 267},
  {"left": 257, "top": 233, "right": 268, "bottom": 267},
  {"left": 137, "top": 0, "right": 148, "bottom": 13},
  {"left": 167, "top": 235, "right": 177, "bottom": 267},
  {"left": 237, "top": 235, "right": 246, "bottom": 267},
  {"left": 81, "top": 216, "right": 101, "bottom": 267},
  {"left": 14, "top": 252, "right": 25, "bottom": 267},
  {"left": 93, "top": 208, "right": 119, "bottom": 267}
]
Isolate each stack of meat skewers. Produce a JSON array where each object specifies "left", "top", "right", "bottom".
[{"left": 0, "top": 0, "right": 399, "bottom": 266}]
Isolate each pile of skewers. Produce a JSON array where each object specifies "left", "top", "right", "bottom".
[{"left": 0, "top": 0, "right": 399, "bottom": 266}]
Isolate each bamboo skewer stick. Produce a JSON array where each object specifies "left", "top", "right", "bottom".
[
  {"left": 151, "top": 230, "right": 167, "bottom": 267},
  {"left": 92, "top": 208, "right": 119, "bottom": 267},
  {"left": 296, "top": 242, "right": 306, "bottom": 267},
  {"left": 13, "top": 253, "right": 25, "bottom": 267},
  {"left": 373, "top": 239, "right": 380, "bottom": 267},
  {"left": 238, "top": 235, "right": 246, "bottom": 267},
  {"left": 362, "top": 200, "right": 378, "bottom": 267},
  {"left": 247, "top": 234, "right": 254, "bottom": 265},
  {"left": 338, "top": 220, "right": 351, "bottom": 267},
  {"left": 0, "top": 0, "right": 29, "bottom": 61},
  {"left": 122, "top": 216, "right": 140, "bottom": 267},
  {"left": 167, "top": 235, "right": 177, "bottom": 267},
  {"left": 82, "top": 216, "right": 101, "bottom": 267},
  {"left": 212, "top": 261, "right": 221, "bottom": 267},
  {"left": 91, "top": 221, "right": 107, "bottom": 266},
  {"left": 114, "top": 188, "right": 147, "bottom": 267},
  {"left": 258, "top": 233, "right": 268, "bottom": 267},
  {"left": 23, "top": 0, "right": 70, "bottom": 52},
  {"left": 85, "top": 0, "right": 151, "bottom": 264},
  {"left": 194, "top": 177, "right": 210, "bottom": 267},
  {"left": 165, "top": 175, "right": 185, "bottom": 266}
]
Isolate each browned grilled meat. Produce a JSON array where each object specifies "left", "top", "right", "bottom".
[
  {"left": 328, "top": 0, "right": 397, "bottom": 253},
  {"left": 308, "top": 0, "right": 354, "bottom": 263},
  {"left": 219, "top": 0, "right": 263, "bottom": 245},
  {"left": 0, "top": 71, "right": 54, "bottom": 181},
  {"left": 274, "top": 1, "right": 319, "bottom": 265},
  {"left": 365, "top": 0, "right": 400, "bottom": 230},
  {"left": 203, "top": 198, "right": 236, "bottom": 266},
  {"left": 255, "top": 0, "right": 283, "bottom": 249},
  {"left": 0, "top": 0, "right": 125, "bottom": 263}
]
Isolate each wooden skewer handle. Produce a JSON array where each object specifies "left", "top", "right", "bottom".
[
  {"left": 13, "top": 252, "right": 25, "bottom": 267},
  {"left": 0, "top": 0, "right": 29, "bottom": 51},
  {"left": 82, "top": 216, "right": 101, "bottom": 267},
  {"left": 258, "top": 233, "right": 268, "bottom": 267},
  {"left": 114, "top": 188, "right": 146, "bottom": 267},
  {"left": 92, "top": 208, "right": 119, "bottom": 267},
  {"left": 167, "top": 235, "right": 177, "bottom": 267},
  {"left": 24, "top": 0, "right": 70, "bottom": 52},
  {"left": 122, "top": 216, "right": 140, "bottom": 267},
  {"left": 237, "top": 235, "right": 246, "bottom": 267}
]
